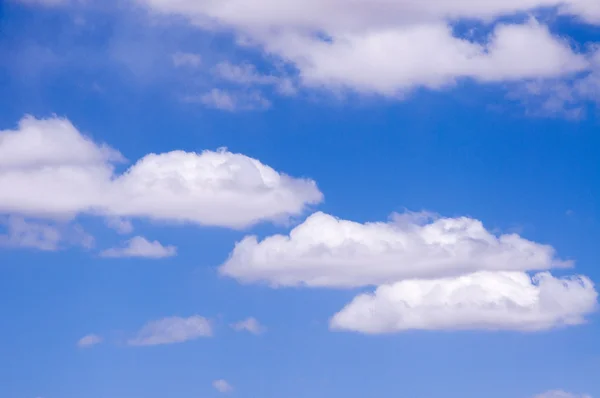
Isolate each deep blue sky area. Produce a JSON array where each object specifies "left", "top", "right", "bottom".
[{"left": 1, "top": 2, "right": 599, "bottom": 398}]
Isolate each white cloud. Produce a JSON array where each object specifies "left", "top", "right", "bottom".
[
  {"left": 100, "top": 236, "right": 176, "bottom": 259},
  {"left": 510, "top": 48, "right": 600, "bottom": 117},
  {"left": 136, "top": 0, "right": 596, "bottom": 95},
  {"left": 193, "top": 88, "right": 272, "bottom": 111},
  {"left": 214, "top": 62, "right": 277, "bottom": 85},
  {"left": 138, "top": 0, "right": 600, "bottom": 29},
  {"left": 172, "top": 52, "right": 202, "bottom": 68},
  {"left": 0, "top": 216, "right": 94, "bottom": 251},
  {"left": 0, "top": 115, "right": 123, "bottom": 169},
  {"left": 0, "top": 217, "right": 61, "bottom": 251},
  {"left": 128, "top": 315, "right": 212, "bottom": 346},
  {"left": 77, "top": 334, "right": 102, "bottom": 348},
  {"left": 330, "top": 271, "right": 598, "bottom": 333},
  {"left": 231, "top": 317, "right": 266, "bottom": 335},
  {"left": 220, "top": 211, "right": 571, "bottom": 288},
  {"left": 269, "top": 20, "right": 587, "bottom": 95},
  {"left": 0, "top": 116, "right": 322, "bottom": 229},
  {"left": 105, "top": 217, "right": 134, "bottom": 234},
  {"left": 560, "top": 1, "right": 600, "bottom": 24},
  {"left": 534, "top": 390, "right": 592, "bottom": 398},
  {"left": 213, "top": 62, "right": 296, "bottom": 95},
  {"left": 194, "top": 89, "right": 236, "bottom": 111},
  {"left": 213, "top": 379, "right": 233, "bottom": 393}
]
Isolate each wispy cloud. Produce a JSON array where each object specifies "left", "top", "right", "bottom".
[
  {"left": 189, "top": 89, "right": 271, "bottom": 112},
  {"left": 534, "top": 390, "right": 592, "bottom": 398},
  {"left": 77, "top": 334, "right": 102, "bottom": 348},
  {"left": 100, "top": 236, "right": 176, "bottom": 259},
  {"left": 213, "top": 379, "right": 233, "bottom": 393},
  {"left": 0, "top": 216, "right": 94, "bottom": 251},
  {"left": 213, "top": 61, "right": 297, "bottom": 97},
  {"left": 105, "top": 217, "right": 134, "bottom": 235},
  {"left": 231, "top": 317, "right": 266, "bottom": 335},
  {"left": 172, "top": 52, "right": 202, "bottom": 68},
  {"left": 128, "top": 316, "right": 213, "bottom": 346}
]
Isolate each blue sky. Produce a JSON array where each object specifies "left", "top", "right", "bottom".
[{"left": 1, "top": 1, "right": 600, "bottom": 398}]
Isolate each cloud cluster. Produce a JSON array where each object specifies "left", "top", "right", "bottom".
[
  {"left": 221, "top": 211, "right": 597, "bottom": 333},
  {"left": 0, "top": 116, "right": 322, "bottom": 229},
  {"left": 136, "top": 0, "right": 599, "bottom": 96}
]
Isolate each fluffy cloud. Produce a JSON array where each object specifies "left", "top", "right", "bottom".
[
  {"left": 330, "top": 271, "right": 598, "bottom": 333},
  {"left": 534, "top": 391, "right": 592, "bottom": 398},
  {"left": 231, "top": 317, "right": 266, "bottom": 335},
  {"left": 0, "top": 116, "right": 322, "bottom": 229},
  {"left": 138, "top": 0, "right": 600, "bottom": 28},
  {"left": 128, "top": 315, "right": 212, "bottom": 346},
  {"left": 100, "top": 236, "right": 176, "bottom": 259},
  {"left": 220, "top": 211, "right": 570, "bottom": 288},
  {"left": 136, "top": 0, "right": 596, "bottom": 95},
  {"left": 269, "top": 20, "right": 587, "bottom": 94},
  {"left": 77, "top": 334, "right": 102, "bottom": 348},
  {"left": 213, "top": 379, "right": 233, "bottom": 394}
]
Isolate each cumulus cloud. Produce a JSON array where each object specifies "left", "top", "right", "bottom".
[
  {"left": 136, "top": 0, "right": 597, "bottom": 96},
  {"left": 100, "top": 236, "right": 176, "bottom": 259},
  {"left": 534, "top": 391, "right": 592, "bottom": 398},
  {"left": 0, "top": 115, "right": 322, "bottom": 229},
  {"left": 77, "top": 334, "right": 102, "bottom": 348},
  {"left": 213, "top": 379, "right": 233, "bottom": 393},
  {"left": 220, "top": 211, "right": 570, "bottom": 288},
  {"left": 139, "top": 0, "right": 600, "bottom": 28},
  {"left": 128, "top": 315, "right": 212, "bottom": 346},
  {"left": 0, "top": 216, "right": 93, "bottom": 251},
  {"left": 269, "top": 20, "right": 587, "bottom": 94},
  {"left": 330, "top": 271, "right": 598, "bottom": 333},
  {"left": 231, "top": 317, "right": 266, "bottom": 335}
]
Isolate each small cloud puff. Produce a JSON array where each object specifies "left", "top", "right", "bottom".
[
  {"left": 231, "top": 317, "right": 266, "bottom": 335},
  {"left": 213, "top": 379, "right": 233, "bottom": 393},
  {"left": 128, "top": 315, "right": 212, "bottom": 346},
  {"left": 100, "top": 236, "right": 176, "bottom": 259},
  {"left": 77, "top": 334, "right": 102, "bottom": 348}
]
